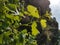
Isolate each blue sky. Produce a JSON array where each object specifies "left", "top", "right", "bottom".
[{"left": 49, "top": 0, "right": 60, "bottom": 29}]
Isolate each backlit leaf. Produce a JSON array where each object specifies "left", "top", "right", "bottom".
[
  {"left": 31, "top": 21, "right": 39, "bottom": 36},
  {"left": 40, "top": 19, "right": 47, "bottom": 29},
  {"left": 27, "top": 5, "right": 40, "bottom": 18}
]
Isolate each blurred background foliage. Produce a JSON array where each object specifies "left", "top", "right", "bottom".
[
  {"left": 0, "top": 0, "right": 59, "bottom": 45},
  {"left": 0, "top": 0, "right": 38, "bottom": 45}
]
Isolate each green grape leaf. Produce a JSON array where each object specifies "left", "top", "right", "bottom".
[
  {"left": 40, "top": 19, "right": 47, "bottom": 29},
  {"left": 4, "top": 31, "right": 11, "bottom": 37},
  {"left": 27, "top": 5, "right": 40, "bottom": 18},
  {"left": 44, "top": 11, "right": 51, "bottom": 19},
  {"left": 13, "top": 16, "right": 20, "bottom": 21},
  {"left": 7, "top": 4, "right": 17, "bottom": 11},
  {"left": 31, "top": 21, "right": 39, "bottom": 36},
  {"left": 6, "top": 14, "right": 14, "bottom": 19}
]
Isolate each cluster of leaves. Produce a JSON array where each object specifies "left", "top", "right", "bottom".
[
  {"left": 0, "top": 0, "right": 38, "bottom": 45},
  {"left": 0, "top": 0, "right": 59, "bottom": 45}
]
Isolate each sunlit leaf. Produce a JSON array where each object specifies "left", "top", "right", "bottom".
[
  {"left": 27, "top": 5, "right": 40, "bottom": 18},
  {"left": 40, "top": 19, "right": 47, "bottom": 29},
  {"left": 6, "top": 14, "right": 14, "bottom": 19},
  {"left": 13, "top": 16, "right": 20, "bottom": 21},
  {"left": 31, "top": 21, "right": 39, "bottom": 36}
]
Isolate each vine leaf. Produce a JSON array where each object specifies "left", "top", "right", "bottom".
[{"left": 27, "top": 5, "right": 40, "bottom": 18}]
